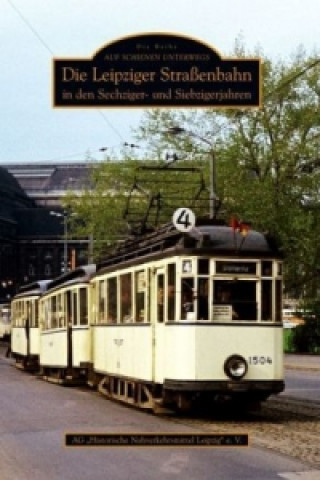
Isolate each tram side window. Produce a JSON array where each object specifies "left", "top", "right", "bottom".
[
  {"left": 14, "top": 303, "right": 18, "bottom": 327},
  {"left": 10, "top": 304, "right": 14, "bottom": 327},
  {"left": 276, "top": 280, "right": 282, "bottom": 322},
  {"left": 98, "top": 280, "right": 106, "bottom": 323},
  {"left": 29, "top": 301, "right": 33, "bottom": 328},
  {"left": 181, "top": 278, "right": 195, "bottom": 320},
  {"left": 17, "top": 300, "right": 23, "bottom": 327},
  {"left": 18, "top": 301, "right": 22, "bottom": 327},
  {"left": 107, "top": 277, "right": 118, "bottom": 323},
  {"left": 91, "top": 283, "right": 98, "bottom": 324},
  {"left": 43, "top": 299, "right": 50, "bottom": 330},
  {"left": 261, "top": 280, "right": 272, "bottom": 321},
  {"left": 42, "top": 302, "right": 47, "bottom": 330},
  {"left": 79, "top": 288, "right": 88, "bottom": 325},
  {"left": 197, "top": 278, "right": 209, "bottom": 320},
  {"left": 33, "top": 300, "right": 39, "bottom": 328},
  {"left": 26, "top": 301, "right": 32, "bottom": 328},
  {"left": 157, "top": 274, "right": 164, "bottom": 323},
  {"left": 167, "top": 264, "right": 176, "bottom": 321},
  {"left": 44, "top": 300, "right": 49, "bottom": 329},
  {"left": 20, "top": 302, "right": 23, "bottom": 326},
  {"left": 19, "top": 302, "right": 24, "bottom": 327},
  {"left": 135, "top": 271, "right": 146, "bottom": 322},
  {"left": 57, "top": 293, "right": 65, "bottom": 327},
  {"left": 120, "top": 273, "right": 132, "bottom": 323},
  {"left": 20, "top": 301, "right": 24, "bottom": 327},
  {"left": 72, "top": 292, "right": 78, "bottom": 326},
  {"left": 27, "top": 302, "right": 32, "bottom": 327},
  {"left": 51, "top": 296, "right": 57, "bottom": 328}
]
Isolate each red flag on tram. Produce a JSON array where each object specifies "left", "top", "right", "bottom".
[
  {"left": 230, "top": 217, "right": 250, "bottom": 236},
  {"left": 230, "top": 216, "right": 240, "bottom": 231}
]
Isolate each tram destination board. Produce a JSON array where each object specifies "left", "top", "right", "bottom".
[
  {"left": 216, "top": 261, "right": 257, "bottom": 275},
  {"left": 65, "top": 433, "right": 249, "bottom": 447},
  {"left": 53, "top": 32, "right": 261, "bottom": 108}
]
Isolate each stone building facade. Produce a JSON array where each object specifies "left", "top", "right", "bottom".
[{"left": 0, "top": 163, "right": 92, "bottom": 303}]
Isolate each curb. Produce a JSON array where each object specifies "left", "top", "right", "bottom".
[{"left": 285, "top": 364, "right": 320, "bottom": 371}]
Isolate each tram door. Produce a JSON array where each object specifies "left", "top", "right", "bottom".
[
  {"left": 66, "top": 291, "right": 73, "bottom": 369},
  {"left": 152, "top": 269, "right": 165, "bottom": 382}
]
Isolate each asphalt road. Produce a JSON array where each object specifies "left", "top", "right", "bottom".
[{"left": 0, "top": 343, "right": 317, "bottom": 480}]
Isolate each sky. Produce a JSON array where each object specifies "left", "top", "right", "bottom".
[{"left": 1, "top": 0, "right": 319, "bottom": 164}]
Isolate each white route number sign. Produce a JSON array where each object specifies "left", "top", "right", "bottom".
[{"left": 172, "top": 208, "right": 196, "bottom": 233}]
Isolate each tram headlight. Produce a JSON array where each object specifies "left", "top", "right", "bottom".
[{"left": 224, "top": 355, "right": 248, "bottom": 380}]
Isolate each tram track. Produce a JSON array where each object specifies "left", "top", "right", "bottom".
[{"left": 165, "top": 395, "right": 320, "bottom": 468}]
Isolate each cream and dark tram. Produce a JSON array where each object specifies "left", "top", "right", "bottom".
[
  {"left": 38, "top": 265, "right": 96, "bottom": 383},
  {"left": 11, "top": 281, "right": 51, "bottom": 370},
  {"left": 88, "top": 217, "right": 284, "bottom": 411},
  {"left": 10, "top": 216, "right": 284, "bottom": 412}
]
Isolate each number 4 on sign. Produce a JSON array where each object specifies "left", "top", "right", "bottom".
[{"left": 172, "top": 208, "right": 196, "bottom": 232}]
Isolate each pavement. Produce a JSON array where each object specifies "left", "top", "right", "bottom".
[{"left": 285, "top": 353, "right": 320, "bottom": 371}]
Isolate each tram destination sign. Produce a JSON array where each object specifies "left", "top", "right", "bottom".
[
  {"left": 216, "top": 261, "right": 257, "bottom": 275},
  {"left": 53, "top": 33, "right": 261, "bottom": 108}
]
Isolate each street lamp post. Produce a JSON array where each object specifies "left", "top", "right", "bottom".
[
  {"left": 166, "top": 126, "right": 217, "bottom": 219},
  {"left": 50, "top": 211, "right": 68, "bottom": 273}
]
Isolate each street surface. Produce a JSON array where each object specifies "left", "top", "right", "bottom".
[
  {"left": 283, "top": 354, "right": 320, "bottom": 402},
  {"left": 283, "top": 370, "right": 320, "bottom": 402},
  {"left": 0, "top": 342, "right": 319, "bottom": 480}
]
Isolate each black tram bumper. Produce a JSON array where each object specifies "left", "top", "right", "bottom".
[{"left": 164, "top": 379, "right": 285, "bottom": 395}]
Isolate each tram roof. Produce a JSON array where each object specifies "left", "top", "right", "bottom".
[
  {"left": 14, "top": 279, "right": 52, "bottom": 299},
  {"left": 97, "top": 221, "right": 281, "bottom": 272},
  {"left": 46, "top": 264, "right": 96, "bottom": 292}
]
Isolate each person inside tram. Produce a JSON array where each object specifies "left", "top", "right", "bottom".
[
  {"left": 215, "top": 284, "right": 239, "bottom": 320},
  {"left": 181, "top": 279, "right": 195, "bottom": 320},
  {"left": 121, "top": 289, "right": 132, "bottom": 323}
]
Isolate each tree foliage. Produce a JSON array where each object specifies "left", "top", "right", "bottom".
[{"left": 135, "top": 49, "right": 320, "bottom": 299}]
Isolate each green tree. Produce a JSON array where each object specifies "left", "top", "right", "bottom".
[
  {"left": 64, "top": 155, "right": 138, "bottom": 260},
  {"left": 135, "top": 49, "right": 320, "bottom": 299}
]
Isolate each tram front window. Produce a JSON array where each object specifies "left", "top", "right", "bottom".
[{"left": 213, "top": 280, "right": 257, "bottom": 321}]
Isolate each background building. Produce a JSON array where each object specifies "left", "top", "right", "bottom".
[
  {"left": 0, "top": 163, "right": 92, "bottom": 302},
  {"left": 3, "top": 162, "right": 92, "bottom": 208}
]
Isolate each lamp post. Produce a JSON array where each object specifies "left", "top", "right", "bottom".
[
  {"left": 166, "top": 126, "right": 217, "bottom": 219},
  {"left": 50, "top": 211, "right": 68, "bottom": 273}
]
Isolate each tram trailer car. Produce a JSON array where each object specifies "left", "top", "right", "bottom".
[
  {"left": 11, "top": 281, "right": 51, "bottom": 371},
  {"left": 88, "top": 220, "right": 285, "bottom": 412},
  {"left": 0, "top": 303, "right": 11, "bottom": 340},
  {"left": 38, "top": 265, "right": 96, "bottom": 384}
]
